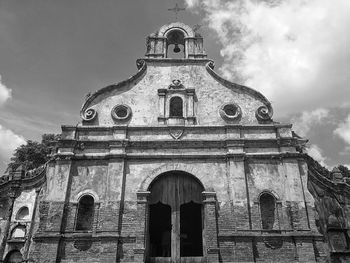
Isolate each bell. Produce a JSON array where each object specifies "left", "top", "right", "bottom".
[{"left": 173, "top": 44, "right": 181, "bottom": 53}]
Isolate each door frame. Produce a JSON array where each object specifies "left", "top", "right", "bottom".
[{"left": 146, "top": 171, "right": 207, "bottom": 263}]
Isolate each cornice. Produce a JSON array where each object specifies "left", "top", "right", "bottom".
[
  {"left": 53, "top": 152, "right": 303, "bottom": 161},
  {"left": 307, "top": 155, "right": 350, "bottom": 197},
  {"left": 0, "top": 163, "right": 47, "bottom": 193},
  {"left": 139, "top": 58, "right": 212, "bottom": 64},
  {"left": 57, "top": 137, "right": 301, "bottom": 148},
  {"left": 63, "top": 123, "right": 292, "bottom": 132}
]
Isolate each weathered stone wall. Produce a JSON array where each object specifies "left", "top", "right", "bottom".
[{"left": 26, "top": 150, "right": 326, "bottom": 262}]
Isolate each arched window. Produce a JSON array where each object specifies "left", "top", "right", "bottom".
[
  {"left": 169, "top": 97, "right": 183, "bottom": 117},
  {"left": 260, "top": 193, "right": 276, "bottom": 230},
  {"left": 4, "top": 250, "right": 22, "bottom": 263},
  {"left": 11, "top": 225, "right": 26, "bottom": 239},
  {"left": 75, "top": 195, "right": 94, "bottom": 231},
  {"left": 166, "top": 30, "right": 185, "bottom": 58},
  {"left": 16, "top": 206, "right": 29, "bottom": 220}
]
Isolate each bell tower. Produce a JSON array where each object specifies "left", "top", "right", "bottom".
[{"left": 145, "top": 22, "right": 207, "bottom": 59}]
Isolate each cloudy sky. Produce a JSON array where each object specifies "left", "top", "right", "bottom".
[{"left": 0, "top": 0, "right": 349, "bottom": 173}]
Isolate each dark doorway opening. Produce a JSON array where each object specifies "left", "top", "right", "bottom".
[
  {"left": 149, "top": 202, "right": 171, "bottom": 257},
  {"left": 4, "top": 250, "right": 22, "bottom": 263},
  {"left": 180, "top": 201, "right": 203, "bottom": 257},
  {"left": 147, "top": 171, "right": 205, "bottom": 262}
]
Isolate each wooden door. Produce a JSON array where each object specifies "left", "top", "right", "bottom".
[{"left": 148, "top": 172, "right": 204, "bottom": 263}]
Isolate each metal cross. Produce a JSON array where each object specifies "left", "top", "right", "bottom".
[{"left": 168, "top": 3, "right": 186, "bottom": 20}]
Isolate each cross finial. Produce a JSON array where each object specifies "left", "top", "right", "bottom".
[{"left": 168, "top": 3, "right": 186, "bottom": 20}]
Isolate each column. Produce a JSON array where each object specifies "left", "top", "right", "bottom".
[
  {"left": 186, "top": 89, "right": 196, "bottom": 124},
  {"left": 202, "top": 191, "right": 220, "bottom": 263},
  {"left": 134, "top": 191, "right": 150, "bottom": 262},
  {"left": 157, "top": 89, "right": 167, "bottom": 124}
]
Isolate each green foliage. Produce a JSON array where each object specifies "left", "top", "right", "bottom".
[{"left": 8, "top": 134, "right": 60, "bottom": 171}]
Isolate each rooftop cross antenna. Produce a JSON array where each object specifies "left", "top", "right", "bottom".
[{"left": 168, "top": 3, "right": 186, "bottom": 20}]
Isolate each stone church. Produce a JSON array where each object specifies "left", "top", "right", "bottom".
[{"left": 0, "top": 22, "right": 350, "bottom": 263}]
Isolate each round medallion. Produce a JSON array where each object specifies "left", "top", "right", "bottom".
[{"left": 111, "top": 104, "right": 132, "bottom": 121}]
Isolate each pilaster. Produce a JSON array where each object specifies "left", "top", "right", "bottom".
[
  {"left": 202, "top": 191, "right": 220, "bottom": 263},
  {"left": 134, "top": 191, "right": 150, "bottom": 262}
]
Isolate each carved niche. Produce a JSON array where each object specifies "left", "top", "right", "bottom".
[{"left": 157, "top": 79, "right": 196, "bottom": 126}]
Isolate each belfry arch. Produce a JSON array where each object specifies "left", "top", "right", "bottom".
[
  {"left": 147, "top": 171, "right": 205, "bottom": 262},
  {"left": 145, "top": 22, "right": 206, "bottom": 59}
]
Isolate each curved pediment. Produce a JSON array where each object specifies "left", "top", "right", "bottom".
[
  {"left": 205, "top": 61, "right": 273, "bottom": 122},
  {"left": 80, "top": 59, "right": 147, "bottom": 122},
  {"left": 79, "top": 59, "right": 274, "bottom": 126},
  {"left": 79, "top": 23, "right": 274, "bottom": 127}
]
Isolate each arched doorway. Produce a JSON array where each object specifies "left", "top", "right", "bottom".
[{"left": 148, "top": 171, "right": 204, "bottom": 262}]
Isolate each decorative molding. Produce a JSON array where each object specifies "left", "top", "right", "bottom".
[
  {"left": 256, "top": 105, "right": 273, "bottom": 122},
  {"left": 74, "top": 190, "right": 100, "bottom": 203},
  {"left": 208, "top": 61, "right": 215, "bottom": 69},
  {"left": 136, "top": 59, "right": 145, "bottom": 70},
  {"left": 81, "top": 108, "right": 97, "bottom": 122},
  {"left": 205, "top": 61, "right": 274, "bottom": 121},
  {"left": 80, "top": 59, "right": 146, "bottom": 117},
  {"left": 136, "top": 191, "right": 150, "bottom": 204},
  {"left": 168, "top": 79, "right": 184, "bottom": 89},
  {"left": 168, "top": 127, "right": 184, "bottom": 140},
  {"left": 158, "top": 22, "right": 195, "bottom": 38},
  {"left": 202, "top": 191, "right": 217, "bottom": 203}
]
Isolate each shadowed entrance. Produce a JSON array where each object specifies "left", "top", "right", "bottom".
[{"left": 148, "top": 171, "right": 204, "bottom": 263}]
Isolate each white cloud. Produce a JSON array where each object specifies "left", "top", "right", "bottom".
[
  {"left": 291, "top": 108, "right": 330, "bottom": 137},
  {"left": 0, "top": 75, "right": 11, "bottom": 105},
  {"left": 307, "top": 144, "right": 327, "bottom": 167},
  {"left": 0, "top": 124, "right": 26, "bottom": 173},
  {"left": 186, "top": 0, "right": 350, "bottom": 117},
  {"left": 289, "top": 108, "right": 330, "bottom": 166},
  {"left": 334, "top": 114, "right": 350, "bottom": 146}
]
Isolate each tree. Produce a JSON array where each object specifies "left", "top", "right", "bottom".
[
  {"left": 337, "top": 165, "right": 350, "bottom": 178},
  {"left": 8, "top": 134, "right": 60, "bottom": 171}
]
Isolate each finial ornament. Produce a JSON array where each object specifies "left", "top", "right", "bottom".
[
  {"left": 169, "top": 79, "right": 184, "bottom": 89},
  {"left": 168, "top": 3, "right": 186, "bottom": 20}
]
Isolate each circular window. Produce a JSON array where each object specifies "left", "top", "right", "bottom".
[
  {"left": 223, "top": 105, "right": 237, "bottom": 117},
  {"left": 111, "top": 105, "right": 132, "bottom": 121},
  {"left": 220, "top": 103, "right": 241, "bottom": 121}
]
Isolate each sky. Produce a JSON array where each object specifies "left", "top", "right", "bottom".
[{"left": 0, "top": 0, "right": 349, "bottom": 172}]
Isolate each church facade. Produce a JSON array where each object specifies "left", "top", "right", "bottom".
[{"left": 0, "top": 22, "right": 350, "bottom": 263}]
